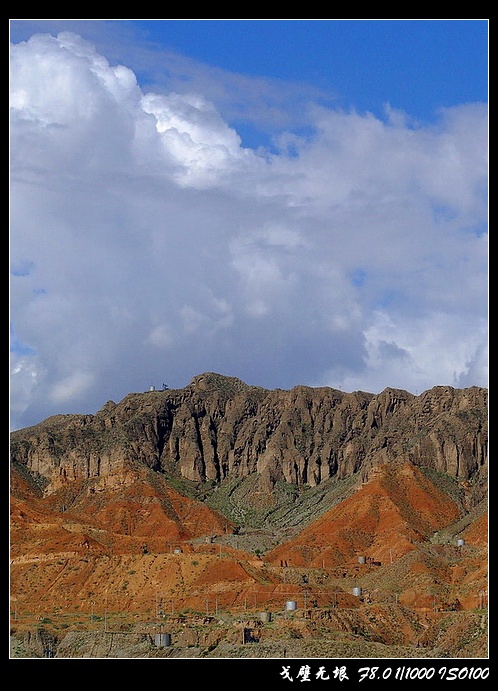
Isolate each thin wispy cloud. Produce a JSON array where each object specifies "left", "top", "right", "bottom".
[{"left": 10, "top": 22, "right": 488, "bottom": 430}]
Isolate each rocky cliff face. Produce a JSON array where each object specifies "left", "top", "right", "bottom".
[
  {"left": 10, "top": 373, "right": 488, "bottom": 503},
  {"left": 9, "top": 373, "right": 488, "bottom": 659}
]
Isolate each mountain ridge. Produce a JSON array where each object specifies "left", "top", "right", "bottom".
[
  {"left": 10, "top": 372, "right": 487, "bottom": 494},
  {"left": 9, "top": 373, "right": 488, "bottom": 658}
]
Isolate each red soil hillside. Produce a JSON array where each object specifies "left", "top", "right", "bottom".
[
  {"left": 462, "top": 511, "right": 488, "bottom": 547},
  {"left": 264, "top": 460, "right": 461, "bottom": 568},
  {"left": 10, "top": 463, "right": 234, "bottom": 559},
  {"left": 9, "top": 379, "right": 488, "bottom": 658}
]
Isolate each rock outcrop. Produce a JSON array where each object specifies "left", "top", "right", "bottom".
[
  {"left": 9, "top": 374, "right": 488, "bottom": 659},
  {"left": 10, "top": 373, "right": 487, "bottom": 505}
]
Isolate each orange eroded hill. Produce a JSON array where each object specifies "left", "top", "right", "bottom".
[{"left": 264, "top": 461, "right": 461, "bottom": 568}]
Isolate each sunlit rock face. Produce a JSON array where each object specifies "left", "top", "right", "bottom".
[{"left": 10, "top": 373, "right": 487, "bottom": 505}]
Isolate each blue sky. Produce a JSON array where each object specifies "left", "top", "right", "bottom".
[
  {"left": 10, "top": 20, "right": 488, "bottom": 430},
  {"left": 132, "top": 19, "right": 488, "bottom": 113},
  {"left": 10, "top": 20, "right": 488, "bottom": 145}
]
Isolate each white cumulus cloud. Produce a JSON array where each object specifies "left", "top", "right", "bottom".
[{"left": 10, "top": 31, "right": 488, "bottom": 430}]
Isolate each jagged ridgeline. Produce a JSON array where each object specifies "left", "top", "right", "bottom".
[
  {"left": 9, "top": 373, "right": 489, "bottom": 660},
  {"left": 10, "top": 372, "right": 488, "bottom": 510}
]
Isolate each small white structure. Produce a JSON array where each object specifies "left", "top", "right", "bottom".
[{"left": 154, "top": 633, "right": 171, "bottom": 647}]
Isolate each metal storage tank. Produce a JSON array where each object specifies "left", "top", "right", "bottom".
[
  {"left": 358, "top": 556, "right": 366, "bottom": 564},
  {"left": 154, "top": 633, "right": 171, "bottom": 647},
  {"left": 285, "top": 600, "right": 297, "bottom": 611},
  {"left": 456, "top": 538, "right": 465, "bottom": 547},
  {"left": 352, "top": 587, "right": 363, "bottom": 597},
  {"left": 260, "top": 611, "right": 272, "bottom": 622}
]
